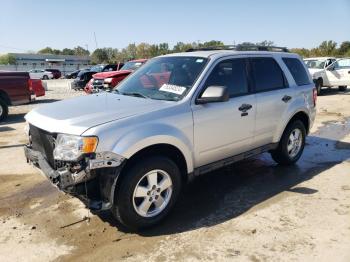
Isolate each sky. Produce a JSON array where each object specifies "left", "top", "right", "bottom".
[{"left": 0, "top": 0, "right": 349, "bottom": 54}]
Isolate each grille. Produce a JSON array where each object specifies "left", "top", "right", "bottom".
[
  {"left": 29, "top": 125, "right": 56, "bottom": 168},
  {"left": 93, "top": 79, "right": 104, "bottom": 88}
]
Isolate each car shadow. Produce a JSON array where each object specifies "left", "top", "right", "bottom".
[
  {"left": 98, "top": 119, "right": 350, "bottom": 235},
  {"left": 0, "top": 113, "right": 26, "bottom": 125},
  {"left": 31, "top": 99, "right": 60, "bottom": 104},
  {"left": 320, "top": 87, "right": 350, "bottom": 96}
]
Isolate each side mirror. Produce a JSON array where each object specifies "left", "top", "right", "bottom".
[
  {"left": 196, "top": 86, "right": 230, "bottom": 104},
  {"left": 326, "top": 66, "right": 334, "bottom": 71}
]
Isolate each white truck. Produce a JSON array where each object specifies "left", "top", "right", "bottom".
[{"left": 304, "top": 57, "right": 350, "bottom": 94}]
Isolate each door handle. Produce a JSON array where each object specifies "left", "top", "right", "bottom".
[
  {"left": 282, "top": 95, "right": 292, "bottom": 103},
  {"left": 238, "top": 104, "right": 252, "bottom": 112}
]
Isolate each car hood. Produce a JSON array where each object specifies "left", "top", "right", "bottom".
[
  {"left": 93, "top": 70, "right": 131, "bottom": 79},
  {"left": 25, "top": 93, "right": 171, "bottom": 135},
  {"left": 308, "top": 68, "right": 323, "bottom": 75}
]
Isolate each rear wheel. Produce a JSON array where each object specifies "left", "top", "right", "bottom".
[
  {"left": 111, "top": 156, "right": 182, "bottom": 230},
  {"left": 42, "top": 75, "right": 49, "bottom": 80},
  {"left": 315, "top": 79, "right": 322, "bottom": 95},
  {"left": 339, "top": 86, "right": 347, "bottom": 92},
  {"left": 0, "top": 97, "right": 9, "bottom": 122},
  {"left": 271, "top": 120, "right": 306, "bottom": 165}
]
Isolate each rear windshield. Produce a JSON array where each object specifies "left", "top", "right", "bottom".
[{"left": 283, "top": 58, "right": 311, "bottom": 86}]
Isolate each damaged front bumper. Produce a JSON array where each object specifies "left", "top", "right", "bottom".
[{"left": 24, "top": 145, "right": 125, "bottom": 211}]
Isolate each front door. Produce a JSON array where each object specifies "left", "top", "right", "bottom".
[
  {"left": 325, "top": 58, "right": 350, "bottom": 86},
  {"left": 192, "top": 58, "right": 256, "bottom": 167}
]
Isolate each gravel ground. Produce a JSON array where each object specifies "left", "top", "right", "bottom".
[{"left": 0, "top": 84, "right": 349, "bottom": 261}]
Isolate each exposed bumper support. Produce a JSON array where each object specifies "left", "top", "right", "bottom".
[{"left": 24, "top": 146, "right": 125, "bottom": 211}]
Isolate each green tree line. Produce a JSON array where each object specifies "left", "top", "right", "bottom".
[{"left": 0, "top": 40, "right": 349, "bottom": 65}]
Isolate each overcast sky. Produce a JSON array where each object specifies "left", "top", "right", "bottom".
[{"left": 0, "top": 0, "right": 349, "bottom": 54}]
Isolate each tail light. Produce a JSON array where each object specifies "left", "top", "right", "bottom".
[
  {"left": 312, "top": 87, "right": 317, "bottom": 107},
  {"left": 28, "top": 79, "right": 33, "bottom": 91}
]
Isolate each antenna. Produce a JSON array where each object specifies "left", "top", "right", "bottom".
[{"left": 93, "top": 32, "right": 98, "bottom": 49}]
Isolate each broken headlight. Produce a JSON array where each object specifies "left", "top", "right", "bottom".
[{"left": 53, "top": 134, "right": 98, "bottom": 161}]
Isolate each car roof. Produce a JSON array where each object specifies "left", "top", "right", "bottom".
[
  {"left": 304, "top": 57, "right": 335, "bottom": 60},
  {"left": 163, "top": 50, "right": 298, "bottom": 59}
]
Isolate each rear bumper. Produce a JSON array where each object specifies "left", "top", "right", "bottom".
[{"left": 24, "top": 145, "right": 124, "bottom": 211}]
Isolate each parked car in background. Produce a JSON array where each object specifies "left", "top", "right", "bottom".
[
  {"left": 90, "top": 63, "right": 124, "bottom": 73},
  {"left": 28, "top": 69, "right": 54, "bottom": 80},
  {"left": 24, "top": 47, "right": 316, "bottom": 229},
  {"left": 304, "top": 57, "right": 350, "bottom": 94},
  {"left": 29, "top": 79, "right": 45, "bottom": 97},
  {"left": 84, "top": 59, "right": 147, "bottom": 94},
  {"left": 0, "top": 71, "right": 33, "bottom": 121},
  {"left": 45, "top": 69, "right": 62, "bottom": 79},
  {"left": 72, "top": 69, "right": 95, "bottom": 90},
  {"left": 65, "top": 69, "right": 83, "bottom": 79}
]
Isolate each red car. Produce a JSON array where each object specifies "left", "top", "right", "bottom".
[
  {"left": 84, "top": 59, "right": 147, "bottom": 94},
  {"left": 29, "top": 79, "right": 45, "bottom": 97},
  {"left": 0, "top": 72, "right": 33, "bottom": 121}
]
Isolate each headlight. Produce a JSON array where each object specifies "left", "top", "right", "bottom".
[
  {"left": 53, "top": 134, "right": 98, "bottom": 161},
  {"left": 104, "top": 77, "right": 113, "bottom": 83}
]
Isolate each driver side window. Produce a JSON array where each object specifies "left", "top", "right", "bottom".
[{"left": 205, "top": 59, "right": 249, "bottom": 97}]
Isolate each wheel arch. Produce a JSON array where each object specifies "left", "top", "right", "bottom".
[
  {"left": 0, "top": 90, "right": 11, "bottom": 105},
  {"left": 121, "top": 143, "right": 189, "bottom": 184},
  {"left": 274, "top": 110, "right": 310, "bottom": 143}
]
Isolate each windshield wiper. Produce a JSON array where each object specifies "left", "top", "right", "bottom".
[{"left": 121, "top": 92, "right": 149, "bottom": 99}]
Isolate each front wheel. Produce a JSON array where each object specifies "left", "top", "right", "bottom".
[
  {"left": 112, "top": 156, "right": 182, "bottom": 230},
  {"left": 271, "top": 120, "right": 306, "bottom": 165},
  {"left": 0, "top": 97, "right": 9, "bottom": 122},
  {"left": 339, "top": 86, "right": 347, "bottom": 92},
  {"left": 42, "top": 75, "right": 49, "bottom": 80}
]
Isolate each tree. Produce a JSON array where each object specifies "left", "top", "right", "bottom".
[
  {"left": 173, "top": 42, "right": 194, "bottom": 52},
  {"left": 158, "top": 43, "right": 169, "bottom": 55},
  {"left": 38, "top": 47, "right": 59, "bottom": 55},
  {"left": 91, "top": 48, "right": 109, "bottom": 64},
  {"left": 318, "top": 40, "right": 337, "bottom": 56},
  {"left": 61, "top": 48, "right": 75, "bottom": 55},
  {"left": 136, "top": 43, "right": 151, "bottom": 58},
  {"left": 125, "top": 43, "right": 137, "bottom": 60},
  {"left": 337, "top": 41, "right": 350, "bottom": 56},
  {"left": 257, "top": 40, "right": 274, "bottom": 46},
  {"left": 73, "top": 46, "right": 90, "bottom": 56},
  {"left": 200, "top": 40, "right": 224, "bottom": 47},
  {"left": 0, "top": 54, "right": 16, "bottom": 64}
]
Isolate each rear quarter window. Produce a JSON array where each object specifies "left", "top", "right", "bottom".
[{"left": 283, "top": 58, "right": 311, "bottom": 86}]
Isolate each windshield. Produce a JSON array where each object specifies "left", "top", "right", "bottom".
[
  {"left": 121, "top": 61, "right": 145, "bottom": 71},
  {"left": 304, "top": 59, "right": 325, "bottom": 69},
  {"left": 116, "top": 56, "right": 208, "bottom": 101},
  {"left": 90, "top": 65, "right": 104, "bottom": 72}
]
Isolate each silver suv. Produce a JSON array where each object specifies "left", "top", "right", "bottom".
[{"left": 24, "top": 46, "right": 316, "bottom": 230}]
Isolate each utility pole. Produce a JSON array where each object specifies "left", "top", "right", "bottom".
[{"left": 93, "top": 32, "right": 98, "bottom": 49}]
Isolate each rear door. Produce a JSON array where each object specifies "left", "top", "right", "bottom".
[
  {"left": 249, "top": 56, "right": 294, "bottom": 147},
  {"left": 192, "top": 58, "right": 256, "bottom": 167}
]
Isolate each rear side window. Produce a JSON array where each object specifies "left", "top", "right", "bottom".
[
  {"left": 283, "top": 58, "right": 311, "bottom": 86},
  {"left": 205, "top": 58, "right": 249, "bottom": 97},
  {"left": 250, "top": 58, "right": 286, "bottom": 92}
]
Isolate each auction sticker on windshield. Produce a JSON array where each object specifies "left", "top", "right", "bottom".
[{"left": 159, "top": 84, "right": 186, "bottom": 95}]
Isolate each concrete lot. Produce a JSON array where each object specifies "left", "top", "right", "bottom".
[{"left": 0, "top": 85, "right": 349, "bottom": 261}]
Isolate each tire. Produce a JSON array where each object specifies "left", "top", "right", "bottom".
[
  {"left": 339, "top": 86, "right": 347, "bottom": 92},
  {"left": 111, "top": 156, "right": 182, "bottom": 230},
  {"left": 315, "top": 79, "right": 322, "bottom": 95},
  {"left": 42, "top": 75, "right": 49, "bottom": 80},
  {"left": 0, "top": 97, "right": 9, "bottom": 122},
  {"left": 271, "top": 120, "right": 306, "bottom": 165}
]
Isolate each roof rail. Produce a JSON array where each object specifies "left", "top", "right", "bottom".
[{"left": 186, "top": 45, "right": 289, "bottom": 53}]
